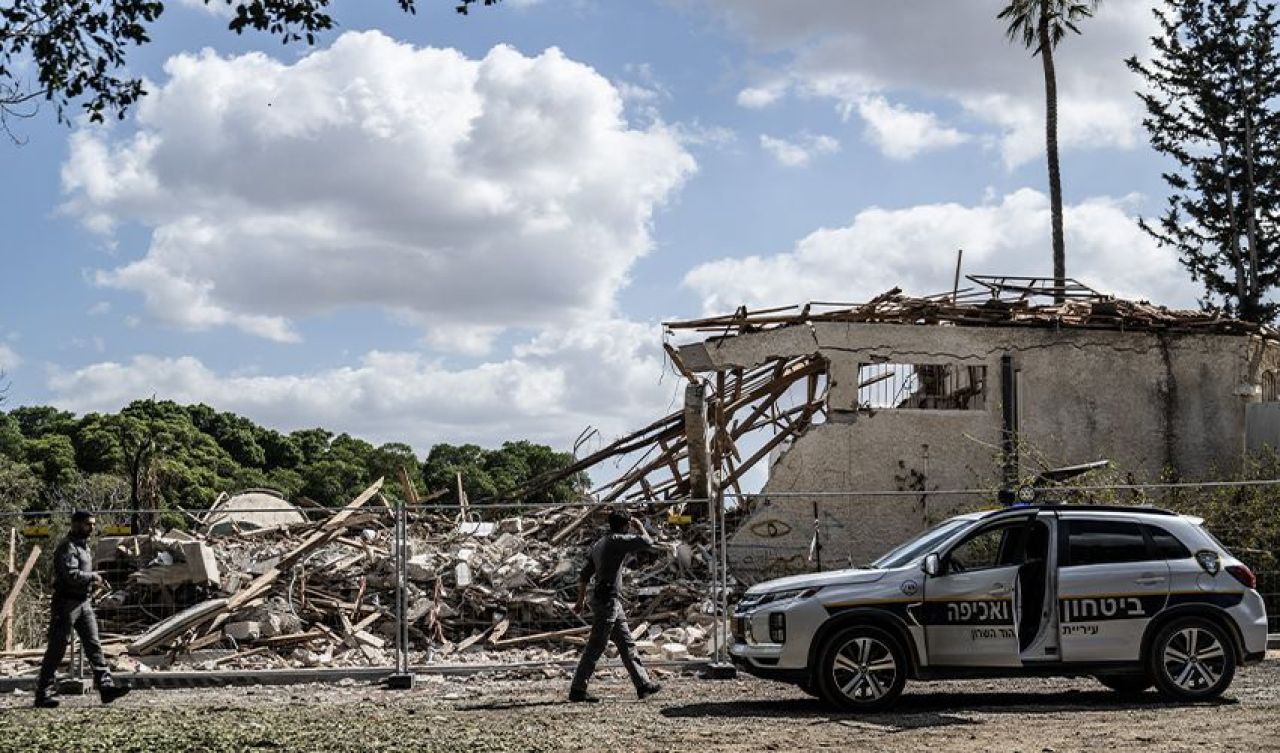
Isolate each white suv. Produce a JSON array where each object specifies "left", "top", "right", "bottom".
[{"left": 730, "top": 505, "right": 1268, "bottom": 711}]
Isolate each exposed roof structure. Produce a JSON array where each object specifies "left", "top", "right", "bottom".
[
  {"left": 664, "top": 276, "right": 1276, "bottom": 340},
  {"left": 506, "top": 276, "right": 1274, "bottom": 507}
]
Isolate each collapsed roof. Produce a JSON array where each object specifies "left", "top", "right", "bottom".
[
  {"left": 665, "top": 276, "right": 1275, "bottom": 340},
  {"left": 508, "top": 276, "right": 1272, "bottom": 506}
]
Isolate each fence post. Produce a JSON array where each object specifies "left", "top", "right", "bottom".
[{"left": 387, "top": 494, "right": 413, "bottom": 689}]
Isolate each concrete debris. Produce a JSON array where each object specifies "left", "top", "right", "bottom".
[{"left": 1, "top": 484, "right": 726, "bottom": 676}]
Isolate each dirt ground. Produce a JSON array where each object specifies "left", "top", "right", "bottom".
[{"left": 2, "top": 656, "right": 1278, "bottom": 752}]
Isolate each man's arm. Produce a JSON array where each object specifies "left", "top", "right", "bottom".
[
  {"left": 628, "top": 518, "right": 671, "bottom": 556},
  {"left": 574, "top": 557, "right": 595, "bottom": 613}
]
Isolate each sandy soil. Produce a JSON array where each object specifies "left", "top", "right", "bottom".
[{"left": 1, "top": 656, "right": 1277, "bottom": 752}]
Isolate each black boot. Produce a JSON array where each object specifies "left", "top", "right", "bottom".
[
  {"left": 567, "top": 689, "right": 600, "bottom": 703},
  {"left": 637, "top": 682, "right": 662, "bottom": 700},
  {"left": 33, "top": 691, "right": 59, "bottom": 709},
  {"left": 99, "top": 680, "right": 131, "bottom": 704}
]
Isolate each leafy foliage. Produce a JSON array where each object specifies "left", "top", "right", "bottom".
[
  {"left": 0, "top": 0, "right": 501, "bottom": 134},
  {"left": 1127, "top": 0, "right": 1280, "bottom": 323},
  {"left": 0, "top": 399, "right": 583, "bottom": 520},
  {"left": 423, "top": 440, "right": 590, "bottom": 507},
  {"left": 998, "top": 0, "right": 1100, "bottom": 53}
]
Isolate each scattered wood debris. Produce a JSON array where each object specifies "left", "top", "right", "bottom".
[{"left": 1, "top": 480, "right": 723, "bottom": 676}]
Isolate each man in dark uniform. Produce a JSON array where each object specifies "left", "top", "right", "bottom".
[
  {"left": 569, "top": 508, "right": 670, "bottom": 702},
  {"left": 34, "top": 510, "right": 130, "bottom": 708}
]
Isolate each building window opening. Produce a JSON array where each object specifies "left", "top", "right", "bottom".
[{"left": 857, "top": 363, "right": 986, "bottom": 410}]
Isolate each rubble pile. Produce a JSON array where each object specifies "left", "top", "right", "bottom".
[{"left": 1, "top": 480, "right": 726, "bottom": 675}]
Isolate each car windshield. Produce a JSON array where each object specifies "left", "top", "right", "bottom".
[{"left": 870, "top": 517, "right": 974, "bottom": 569}]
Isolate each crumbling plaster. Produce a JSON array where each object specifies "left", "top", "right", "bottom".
[{"left": 678, "top": 323, "right": 1272, "bottom": 582}]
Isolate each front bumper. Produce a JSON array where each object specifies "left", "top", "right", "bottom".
[{"left": 728, "top": 645, "right": 809, "bottom": 685}]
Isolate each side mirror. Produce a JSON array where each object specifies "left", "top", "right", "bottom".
[{"left": 922, "top": 553, "right": 940, "bottom": 577}]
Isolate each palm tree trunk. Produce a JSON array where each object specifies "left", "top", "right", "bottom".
[{"left": 1039, "top": 6, "right": 1066, "bottom": 303}]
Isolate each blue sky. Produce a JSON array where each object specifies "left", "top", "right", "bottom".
[{"left": 0, "top": 0, "right": 1192, "bottom": 457}]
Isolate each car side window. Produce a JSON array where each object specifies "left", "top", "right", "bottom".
[
  {"left": 1065, "top": 519, "right": 1151, "bottom": 567},
  {"left": 1146, "top": 524, "right": 1191, "bottom": 559},
  {"left": 945, "top": 523, "right": 1021, "bottom": 574}
]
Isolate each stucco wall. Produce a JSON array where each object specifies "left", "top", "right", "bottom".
[{"left": 679, "top": 324, "right": 1272, "bottom": 583}]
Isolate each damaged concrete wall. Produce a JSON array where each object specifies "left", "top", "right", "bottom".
[{"left": 680, "top": 323, "right": 1272, "bottom": 582}]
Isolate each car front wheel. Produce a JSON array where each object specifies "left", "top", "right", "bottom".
[
  {"left": 816, "top": 625, "right": 907, "bottom": 712},
  {"left": 1148, "top": 617, "right": 1236, "bottom": 701}
]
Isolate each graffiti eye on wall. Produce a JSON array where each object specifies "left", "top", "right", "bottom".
[{"left": 749, "top": 519, "right": 793, "bottom": 538}]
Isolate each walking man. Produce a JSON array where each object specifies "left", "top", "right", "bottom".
[
  {"left": 569, "top": 508, "right": 669, "bottom": 702},
  {"left": 34, "top": 510, "right": 130, "bottom": 708}
]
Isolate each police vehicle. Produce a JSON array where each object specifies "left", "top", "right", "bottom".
[{"left": 730, "top": 505, "right": 1268, "bottom": 711}]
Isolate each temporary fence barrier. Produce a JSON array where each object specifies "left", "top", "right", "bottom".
[{"left": 1, "top": 478, "right": 1278, "bottom": 691}]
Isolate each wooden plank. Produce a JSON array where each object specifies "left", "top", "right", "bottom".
[
  {"left": 220, "top": 478, "right": 386, "bottom": 616},
  {"left": 490, "top": 611, "right": 680, "bottom": 648},
  {"left": 0, "top": 545, "right": 41, "bottom": 624},
  {"left": 212, "top": 646, "right": 271, "bottom": 666},
  {"left": 721, "top": 406, "right": 818, "bottom": 489},
  {"left": 550, "top": 507, "right": 595, "bottom": 546},
  {"left": 3, "top": 528, "right": 16, "bottom": 651},
  {"left": 256, "top": 629, "right": 325, "bottom": 648}
]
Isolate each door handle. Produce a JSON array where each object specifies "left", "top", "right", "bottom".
[
  {"left": 1134, "top": 575, "right": 1166, "bottom": 586},
  {"left": 989, "top": 582, "right": 1011, "bottom": 596}
]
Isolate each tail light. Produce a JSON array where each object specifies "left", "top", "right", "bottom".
[{"left": 1226, "top": 564, "right": 1257, "bottom": 589}]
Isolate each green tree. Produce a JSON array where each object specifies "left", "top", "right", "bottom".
[
  {"left": 8, "top": 405, "right": 75, "bottom": 438},
  {"left": 1127, "top": 0, "right": 1280, "bottom": 322},
  {"left": 0, "top": 0, "right": 501, "bottom": 135},
  {"left": 258, "top": 428, "right": 303, "bottom": 470},
  {"left": 422, "top": 443, "right": 498, "bottom": 505},
  {"left": 998, "top": 0, "right": 1100, "bottom": 302},
  {"left": 113, "top": 399, "right": 235, "bottom": 525},
  {"left": 24, "top": 433, "right": 79, "bottom": 490},
  {"left": 366, "top": 442, "right": 423, "bottom": 502},
  {"left": 0, "top": 412, "right": 23, "bottom": 459},
  {"left": 0, "top": 454, "right": 41, "bottom": 513},
  {"left": 422, "top": 441, "right": 589, "bottom": 507},
  {"left": 290, "top": 428, "right": 334, "bottom": 465},
  {"left": 187, "top": 404, "right": 267, "bottom": 468},
  {"left": 73, "top": 413, "right": 126, "bottom": 474},
  {"left": 298, "top": 458, "right": 369, "bottom": 506}
]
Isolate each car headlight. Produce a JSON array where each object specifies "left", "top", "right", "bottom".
[{"left": 755, "top": 586, "right": 823, "bottom": 606}]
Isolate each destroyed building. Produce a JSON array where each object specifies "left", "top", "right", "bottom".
[{"left": 665, "top": 277, "right": 1280, "bottom": 581}]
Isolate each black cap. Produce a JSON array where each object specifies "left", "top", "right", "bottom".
[{"left": 71, "top": 510, "right": 95, "bottom": 523}]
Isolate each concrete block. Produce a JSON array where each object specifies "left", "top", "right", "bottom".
[
  {"left": 660, "top": 643, "right": 689, "bottom": 661},
  {"left": 634, "top": 640, "right": 661, "bottom": 658},
  {"left": 224, "top": 621, "right": 261, "bottom": 642}
]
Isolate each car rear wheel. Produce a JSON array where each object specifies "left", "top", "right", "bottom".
[
  {"left": 1094, "top": 674, "right": 1152, "bottom": 695},
  {"left": 816, "top": 625, "right": 907, "bottom": 712},
  {"left": 1148, "top": 617, "right": 1236, "bottom": 702}
]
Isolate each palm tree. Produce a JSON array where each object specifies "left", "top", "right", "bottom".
[{"left": 998, "top": 0, "right": 1099, "bottom": 303}]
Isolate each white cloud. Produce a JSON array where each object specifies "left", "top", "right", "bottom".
[
  {"left": 737, "top": 84, "right": 786, "bottom": 109},
  {"left": 0, "top": 344, "right": 20, "bottom": 371},
  {"left": 46, "top": 319, "right": 681, "bottom": 451},
  {"left": 715, "top": 0, "right": 1156, "bottom": 167},
  {"left": 856, "top": 96, "right": 969, "bottom": 160},
  {"left": 759, "top": 132, "right": 840, "bottom": 167},
  {"left": 62, "top": 33, "right": 696, "bottom": 349},
  {"left": 683, "top": 188, "right": 1196, "bottom": 314}
]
